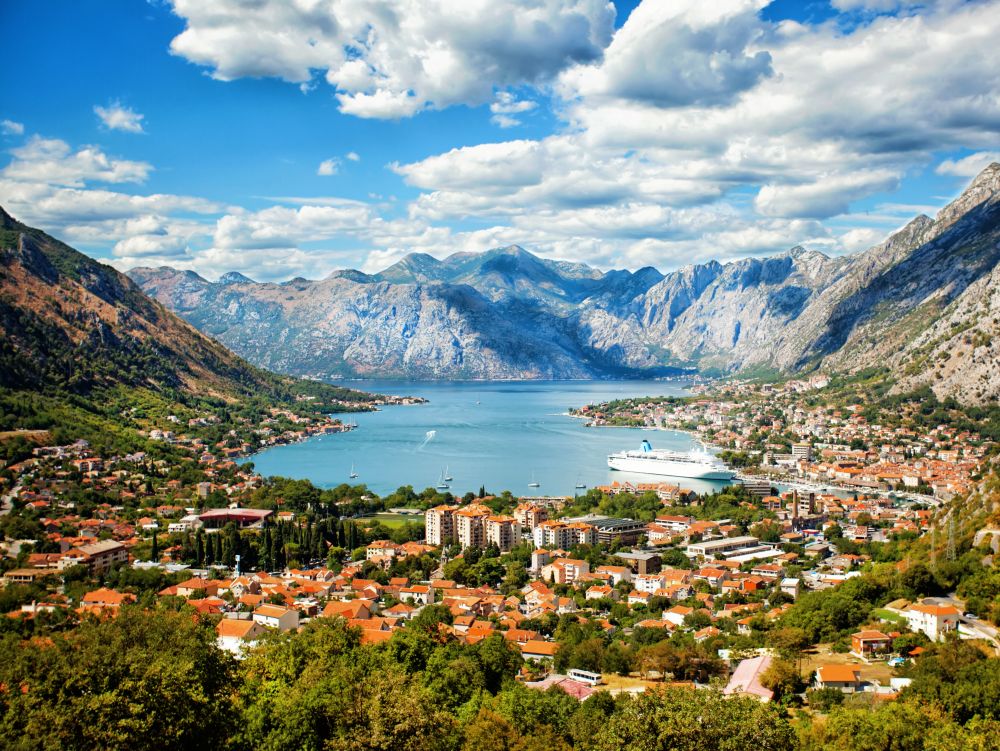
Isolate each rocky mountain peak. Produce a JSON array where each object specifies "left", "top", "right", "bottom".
[
  {"left": 0, "top": 205, "right": 22, "bottom": 231},
  {"left": 935, "top": 162, "right": 1000, "bottom": 230},
  {"left": 218, "top": 271, "right": 256, "bottom": 285}
]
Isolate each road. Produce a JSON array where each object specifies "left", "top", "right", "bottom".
[
  {"left": 924, "top": 594, "right": 1000, "bottom": 649},
  {"left": 0, "top": 481, "right": 21, "bottom": 516}
]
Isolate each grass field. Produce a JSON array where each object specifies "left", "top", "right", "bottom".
[
  {"left": 597, "top": 673, "right": 661, "bottom": 694},
  {"left": 356, "top": 512, "right": 422, "bottom": 529},
  {"left": 871, "top": 608, "right": 906, "bottom": 625}
]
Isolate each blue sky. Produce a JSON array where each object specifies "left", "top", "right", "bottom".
[{"left": 1, "top": 0, "right": 998, "bottom": 280}]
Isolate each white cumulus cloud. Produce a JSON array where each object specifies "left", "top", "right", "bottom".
[
  {"left": 94, "top": 102, "right": 145, "bottom": 133},
  {"left": 2, "top": 136, "right": 152, "bottom": 187},
  {"left": 317, "top": 158, "right": 340, "bottom": 176},
  {"left": 490, "top": 91, "right": 537, "bottom": 127},
  {"left": 935, "top": 151, "right": 1000, "bottom": 177},
  {"left": 167, "top": 0, "right": 615, "bottom": 118},
  {"left": 1, "top": 120, "right": 24, "bottom": 136}
]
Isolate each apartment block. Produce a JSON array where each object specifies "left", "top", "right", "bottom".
[{"left": 425, "top": 505, "right": 458, "bottom": 546}]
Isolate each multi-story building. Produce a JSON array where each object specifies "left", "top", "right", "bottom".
[
  {"left": 565, "top": 522, "right": 598, "bottom": 546},
  {"left": 485, "top": 515, "right": 521, "bottom": 552},
  {"left": 425, "top": 505, "right": 458, "bottom": 546},
  {"left": 59, "top": 539, "right": 129, "bottom": 574},
  {"left": 905, "top": 603, "right": 960, "bottom": 641},
  {"left": 540, "top": 558, "right": 590, "bottom": 585},
  {"left": 634, "top": 573, "right": 669, "bottom": 593},
  {"left": 513, "top": 503, "right": 548, "bottom": 531},
  {"left": 455, "top": 504, "right": 491, "bottom": 549},
  {"left": 686, "top": 535, "right": 761, "bottom": 559},
  {"left": 366, "top": 540, "right": 403, "bottom": 561},
  {"left": 792, "top": 443, "right": 813, "bottom": 461},
  {"left": 532, "top": 520, "right": 597, "bottom": 549},
  {"left": 589, "top": 517, "right": 647, "bottom": 545}
]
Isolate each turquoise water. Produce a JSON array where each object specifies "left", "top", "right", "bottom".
[{"left": 245, "top": 380, "right": 730, "bottom": 498}]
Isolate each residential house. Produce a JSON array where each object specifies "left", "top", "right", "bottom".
[
  {"left": 216, "top": 618, "right": 267, "bottom": 656},
  {"left": 253, "top": 604, "right": 300, "bottom": 631},
  {"left": 814, "top": 665, "right": 863, "bottom": 693},
  {"left": 520, "top": 640, "right": 559, "bottom": 661},
  {"left": 724, "top": 654, "right": 774, "bottom": 702},
  {"left": 400, "top": 584, "right": 434, "bottom": 606},
  {"left": 905, "top": 602, "right": 960, "bottom": 641},
  {"left": 851, "top": 630, "right": 892, "bottom": 657}
]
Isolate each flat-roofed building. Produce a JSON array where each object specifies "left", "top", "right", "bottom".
[
  {"left": 686, "top": 535, "right": 760, "bottom": 559},
  {"left": 68, "top": 539, "right": 129, "bottom": 574},
  {"left": 615, "top": 550, "right": 663, "bottom": 575},
  {"left": 199, "top": 508, "right": 273, "bottom": 529},
  {"left": 563, "top": 515, "right": 647, "bottom": 545}
]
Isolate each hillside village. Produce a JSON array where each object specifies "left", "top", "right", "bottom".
[
  {"left": 3, "top": 397, "right": 998, "bottom": 711},
  {"left": 574, "top": 377, "right": 989, "bottom": 503}
]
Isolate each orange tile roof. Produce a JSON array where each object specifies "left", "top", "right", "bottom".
[{"left": 817, "top": 664, "right": 860, "bottom": 683}]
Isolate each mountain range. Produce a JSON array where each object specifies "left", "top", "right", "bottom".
[
  {"left": 0, "top": 206, "right": 367, "bottom": 408},
  {"left": 127, "top": 164, "right": 1000, "bottom": 403}
]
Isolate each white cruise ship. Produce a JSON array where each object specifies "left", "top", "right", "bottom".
[{"left": 607, "top": 440, "right": 734, "bottom": 480}]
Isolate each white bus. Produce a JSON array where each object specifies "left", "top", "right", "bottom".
[{"left": 567, "top": 669, "right": 602, "bottom": 686}]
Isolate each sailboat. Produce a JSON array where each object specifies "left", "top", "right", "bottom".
[
  {"left": 349, "top": 463, "right": 358, "bottom": 479},
  {"left": 436, "top": 468, "right": 450, "bottom": 490},
  {"left": 444, "top": 465, "right": 453, "bottom": 482},
  {"left": 528, "top": 472, "right": 540, "bottom": 488}
]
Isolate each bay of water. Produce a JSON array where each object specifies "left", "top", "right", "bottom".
[{"left": 245, "top": 380, "right": 730, "bottom": 498}]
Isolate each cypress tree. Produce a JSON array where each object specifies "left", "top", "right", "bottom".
[
  {"left": 225, "top": 524, "right": 239, "bottom": 567},
  {"left": 272, "top": 525, "right": 285, "bottom": 571},
  {"left": 261, "top": 527, "right": 273, "bottom": 571},
  {"left": 150, "top": 531, "right": 158, "bottom": 562}
]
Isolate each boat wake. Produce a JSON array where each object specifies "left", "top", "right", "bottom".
[{"left": 418, "top": 430, "right": 437, "bottom": 450}]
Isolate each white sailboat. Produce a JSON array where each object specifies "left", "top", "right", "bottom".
[
  {"left": 436, "top": 468, "right": 450, "bottom": 490},
  {"left": 349, "top": 463, "right": 358, "bottom": 479},
  {"left": 444, "top": 465, "right": 453, "bottom": 482},
  {"left": 528, "top": 472, "right": 540, "bottom": 488}
]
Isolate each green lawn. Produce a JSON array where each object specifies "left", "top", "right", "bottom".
[
  {"left": 871, "top": 608, "right": 906, "bottom": 625},
  {"left": 357, "top": 512, "right": 422, "bottom": 529}
]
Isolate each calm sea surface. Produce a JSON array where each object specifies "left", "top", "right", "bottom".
[{"left": 245, "top": 380, "right": 730, "bottom": 498}]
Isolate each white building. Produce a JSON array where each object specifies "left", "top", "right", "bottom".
[
  {"left": 905, "top": 602, "right": 960, "bottom": 641},
  {"left": 253, "top": 604, "right": 300, "bottom": 632},
  {"left": 217, "top": 618, "right": 267, "bottom": 656}
]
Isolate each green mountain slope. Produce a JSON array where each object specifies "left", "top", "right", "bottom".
[{"left": 0, "top": 207, "right": 374, "bottom": 452}]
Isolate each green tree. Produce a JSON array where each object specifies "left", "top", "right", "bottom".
[
  {"left": 596, "top": 687, "right": 795, "bottom": 751},
  {"left": 0, "top": 607, "right": 235, "bottom": 750}
]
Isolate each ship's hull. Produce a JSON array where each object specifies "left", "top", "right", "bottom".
[{"left": 607, "top": 454, "right": 734, "bottom": 480}]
